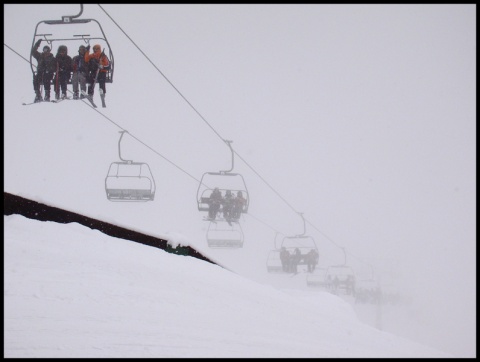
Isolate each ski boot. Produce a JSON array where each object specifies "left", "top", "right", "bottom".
[
  {"left": 61, "top": 93, "right": 67, "bottom": 99},
  {"left": 34, "top": 91, "right": 42, "bottom": 103},
  {"left": 55, "top": 92, "right": 60, "bottom": 100},
  {"left": 44, "top": 90, "right": 50, "bottom": 102},
  {"left": 73, "top": 92, "right": 79, "bottom": 100}
]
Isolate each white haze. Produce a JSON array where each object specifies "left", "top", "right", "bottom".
[{"left": 4, "top": 4, "right": 476, "bottom": 357}]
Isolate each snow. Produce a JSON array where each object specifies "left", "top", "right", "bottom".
[
  {"left": 4, "top": 4, "right": 475, "bottom": 358},
  {"left": 4, "top": 215, "right": 451, "bottom": 358}
]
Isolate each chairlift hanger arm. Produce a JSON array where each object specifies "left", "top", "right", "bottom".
[
  {"left": 44, "top": 4, "right": 84, "bottom": 24},
  {"left": 118, "top": 131, "right": 133, "bottom": 163},
  {"left": 66, "top": 3, "right": 83, "bottom": 20},
  {"left": 220, "top": 139, "right": 234, "bottom": 174},
  {"left": 296, "top": 212, "right": 306, "bottom": 237}
]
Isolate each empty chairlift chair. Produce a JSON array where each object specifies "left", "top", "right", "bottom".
[
  {"left": 105, "top": 131, "right": 156, "bottom": 202},
  {"left": 206, "top": 220, "right": 244, "bottom": 248}
]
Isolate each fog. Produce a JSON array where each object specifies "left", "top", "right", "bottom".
[{"left": 4, "top": 4, "right": 476, "bottom": 357}]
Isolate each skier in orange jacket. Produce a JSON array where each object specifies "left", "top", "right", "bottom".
[{"left": 84, "top": 44, "right": 110, "bottom": 97}]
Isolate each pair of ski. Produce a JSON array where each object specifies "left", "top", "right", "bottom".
[
  {"left": 24, "top": 67, "right": 107, "bottom": 108},
  {"left": 81, "top": 89, "right": 106, "bottom": 108},
  {"left": 51, "top": 96, "right": 71, "bottom": 103},
  {"left": 81, "top": 50, "right": 107, "bottom": 108},
  {"left": 22, "top": 97, "right": 70, "bottom": 106},
  {"left": 23, "top": 92, "right": 105, "bottom": 108}
]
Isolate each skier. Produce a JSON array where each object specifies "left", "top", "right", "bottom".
[
  {"left": 85, "top": 44, "right": 110, "bottom": 98},
  {"left": 231, "top": 191, "right": 246, "bottom": 220},
  {"left": 290, "top": 248, "right": 302, "bottom": 273},
  {"left": 208, "top": 188, "right": 223, "bottom": 220},
  {"left": 71, "top": 45, "right": 88, "bottom": 100},
  {"left": 31, "top": 39, "right": 56, "bottom": 102},
  {"left": 222, "top": 190, "right": 234, "bottom": 222},
  {"left": 54, "top": 45, "right": 73, "bottom": 100},
  {"left": 280, "top": 247, "right": 291, "bottom": 272},
  {"left": 306, "top": 248, "right": 319, "bottom": 273}
]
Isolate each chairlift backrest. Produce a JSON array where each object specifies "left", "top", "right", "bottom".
[
  {"left": 197, "top": 172, "right": 250, "bottom": 213},
  {"left": 105, "top": 161, "right": 156, "bottom": 202},
  {"left": 326, "top": 265, "right": 355, "bottom": 281},
  {"left": 280, "top": 235, "right": 317, "bottom": 250}
]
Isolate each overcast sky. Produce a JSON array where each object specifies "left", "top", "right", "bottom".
[{"left": 4, "top": 4, "right": 476, "bottom": 357}]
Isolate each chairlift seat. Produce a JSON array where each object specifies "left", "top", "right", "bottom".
[
  {"left": 206, "top": 220, "right": 244, "bottom": 248},
  {"left": 105, "top": 161, "right": 156, "bottom": 202}
]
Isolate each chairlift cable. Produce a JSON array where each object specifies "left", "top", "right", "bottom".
[
  {"left": 15, "top": 6, "right": 365, "bottom": 266},
  {"left": 97, "top": 4, "right": 225, "bottom": 143},
  {"left": 7, "top": 41, "right": 284, "bottom": 236},
  {"left": 4, "top": 43, "right": 33, "bottom": 65},
  {"left": 98, "top": 5, "right": 300, "bottom": 214},
  {"left": 6, "top": 42, "right": 285, "bottom": 237},
  {"left": 97, "top": 5, "right": 358, "bottom": 257},
  {"left": 6, "top": 40, "right": 200, "bottom": 186}
]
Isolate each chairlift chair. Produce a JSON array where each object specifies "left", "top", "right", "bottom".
[
  {"left": 323, "top": 265, "right": 357, "bottom": 295},
  {"left": 197, "top": 140, "right": 249, "bottom": 216},
  {"left": 266, "top": 213, "right": 319, "bottom": 273},
  {"left": 30, "top": 4, "right": 115, "bottom": 86},
  {"left": 197, "top": 173, "right": 249, "bottom": 214},
  {"left": 105, "top": 131, "right": 156, "bottom": 202},
  {"left": 105, "top": 162, "right": 156, "bottom": 201},
  {"left": 206, "top": 220, "right": 244, "bottom": 248},
  {"left": 306, "top": 267, "right": 329, "bottom": 288},
  {"left": 266, "top": 234, "right": 319, "bottom": 273}
]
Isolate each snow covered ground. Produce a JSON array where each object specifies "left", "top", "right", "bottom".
[{"left": 4, "top": 215, "right": 452, "bottom": 358}]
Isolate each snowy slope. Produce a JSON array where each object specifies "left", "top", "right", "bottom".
[{"left": 4, "top": 215, "right": 452, "bottom": 358}]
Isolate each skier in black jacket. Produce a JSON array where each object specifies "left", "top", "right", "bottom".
[
  {"left": 54, "top": 45, "right": 73, "bottom": 100},
  {"left": 71, "top": 45, "right": 88, "bottom": 100},
  {"left": 31, "top": 39, "right": 57, "bottom": 102}
]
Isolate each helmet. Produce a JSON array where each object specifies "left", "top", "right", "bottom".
[
  {"left": 42, "top": 45, "right": 51, "bottom": 52},
  {"left": 58, "top": 45, "right": 67, "bottom": 54},
  {"left": 237, "top": 191, "right": 243, "bottom": 197},
  {"left": 226, "top": 190, "right": 232, "bottom": 196},
  {"left": 78, "top": 45, "right": 86, "bottom": 52},
  {"left": 93, "top": 44, "right": 101, "bottom": 52}
]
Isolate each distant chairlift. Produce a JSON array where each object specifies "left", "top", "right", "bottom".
[
  {"left": 105, "top": 131, "right": 156, "bottom": 202},
  {"left": 266, "top": 213, "right": 319, "bottom": 273},
  {"left": 197, "top": 140, "right": 249, "bottom": 220},
  {"left": 30, "top": 4, "right": 115, "bottom": 86},
  {"left": 306, "top": 248, "right": 355, "bottom": 293},
  {"left": 316, "top": 265, "right": 356, "bottom": 295}
]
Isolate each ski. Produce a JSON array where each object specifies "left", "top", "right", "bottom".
[
  {"left": 81, "top": 91, "right": 97, "bottom": 108},
  {"left": 99, "top": 88, "right": 106, "bottom": 108},
  {"left": 22, "top": 101, "right": 41, "bottom": 106},
  {"left": 86, "top": 49, "right": 105, "bottom": 109},
  {"left": 51, "top": 97, "right": 70, "bottom": 103}
]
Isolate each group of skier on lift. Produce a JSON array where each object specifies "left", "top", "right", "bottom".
[
  {"left": 31, "top": 39, "right": 110, "bottom": 103},
  {"left": 207, "top": 188, "right": 246, "bottom": 223},
  {"left": 280, "top": 247, "right": 319, "bottom": 274}
]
